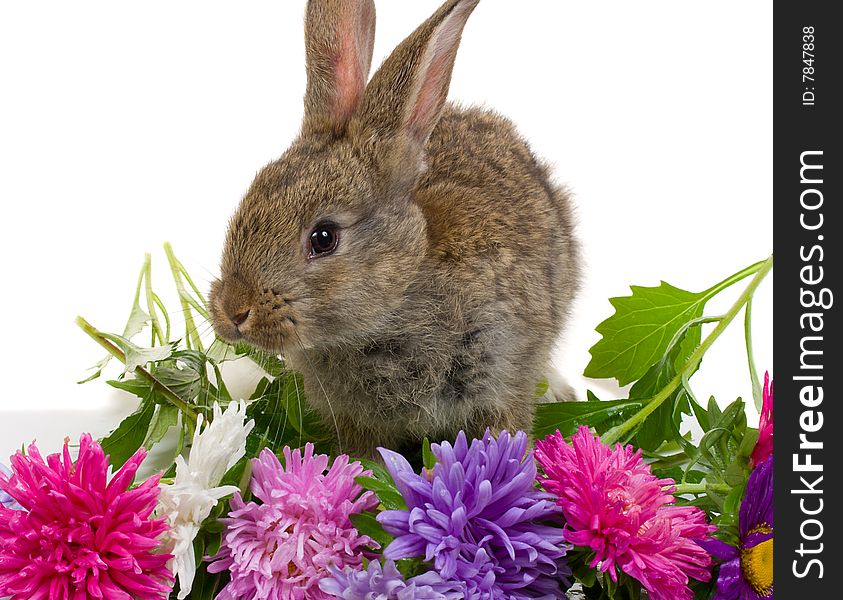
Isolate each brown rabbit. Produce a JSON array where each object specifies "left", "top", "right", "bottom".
[{"left": 210, "top": 0, "right": 580, "bottom": 457}]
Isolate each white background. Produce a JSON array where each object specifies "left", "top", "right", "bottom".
[{"left": 0, "top": 1, "right": 772, "bottom": 462}]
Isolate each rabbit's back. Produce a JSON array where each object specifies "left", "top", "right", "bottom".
[{"left": 416, "top": 104, "right": 579, "bottom": 336}]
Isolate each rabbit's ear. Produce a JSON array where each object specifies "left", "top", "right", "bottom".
[
  {"left": 303, "top": 0, "right": 376, "bottom": 134},
  {"left": 359, "top": 0, "right": 479, "bottom": 150}
]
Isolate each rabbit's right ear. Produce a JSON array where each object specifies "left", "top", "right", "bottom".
[
  {"left": 357, "top": 0, "right": 480, "bottom": 168},
  {"left": 302, "top": 0, "right": 376, "bottom": 134}
]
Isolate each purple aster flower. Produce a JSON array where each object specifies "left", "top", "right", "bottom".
[
  {"left": 700, "top": 455, "right": 773, "bottom": 599},
  {"left": 377, "top": 429, "right": 571, "bottom": 599},
  {"left": 319, "top": 559, "right": 465, "bottom": 599}
]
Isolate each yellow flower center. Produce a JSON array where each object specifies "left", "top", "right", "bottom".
[{"left": 741, "top": 527, "right": 773, "bottom": 596}]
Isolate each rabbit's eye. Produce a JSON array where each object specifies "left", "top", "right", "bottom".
[{"left": 309, "top": 225, "right": 339, "bottom": 257}]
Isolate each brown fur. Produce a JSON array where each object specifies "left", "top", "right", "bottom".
[{"left": 209, "top": 0, "right": 580, "bottom": 457}]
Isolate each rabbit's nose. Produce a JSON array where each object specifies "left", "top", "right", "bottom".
[{"left": 231, "top": 309, "right": 251, "bottom": 328}]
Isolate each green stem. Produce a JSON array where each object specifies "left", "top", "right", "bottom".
[
  {"left": 131, "top": 258, "right": 145, "bottom": 307},
  {"left": 178, "top": 264, "right": 210, "bottom": 317},
  {"left": 673, "top": 483, "right": 730, "bottom": 495},
  {"left": 745, "top": 297, "right": 763, "bottom": 411},
  {"left": 152, "top": 292, "right": 171, "bottom": 342},
  {"left": 602, "top": 255, "right": 774, "bottom": 446},
  {"left": 701, "top": 258, "right": 767, "bottom": 300},
  {"left": 76, "top": 316, "right": 198, "bottom": 423},
  {"left": 143, "top": 254, "right": 167, "bottom": 346},
  {"left": 164, "top": 242, "right": 204, "bottom": 352}
]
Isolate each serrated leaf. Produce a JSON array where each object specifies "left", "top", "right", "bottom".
[
  {"left": 79, "top": 284, "right": 151, "bottom": 383},
  {"left": 533, "top": 399, "right": 643, "bottom": 439},
  {"left": 142, "top": 404, "right": 180, "bottom": 450},
  {"left": 100, "top": 332, "right": 175, "bottom": 372},
  {"left": 100, "top": 394, "right": 156, "bottom": 468},
  {"left": 584, "top": 282, "right": 710, "bottom": 386}
]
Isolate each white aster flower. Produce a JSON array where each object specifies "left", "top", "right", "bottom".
[{"left": 157, "top": 399, "right": 255, "bottom": 599}]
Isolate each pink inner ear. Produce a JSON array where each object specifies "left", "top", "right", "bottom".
[
  {"left": 404, "top": 2, "right": 474, "bottom": 144},
  {"left": 331, "top": 11, "right": 366, "bottom": 124},
  {"left": 405, "top": 51, "right": 451, "bottom": 142}
]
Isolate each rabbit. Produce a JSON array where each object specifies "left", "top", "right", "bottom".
[{"left": 209, "top": 0, "right": 580, "bottom": 458}]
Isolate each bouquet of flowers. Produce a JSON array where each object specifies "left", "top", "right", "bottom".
[{"left": 0, "top": 245, "right": 773, "bottom": 599}]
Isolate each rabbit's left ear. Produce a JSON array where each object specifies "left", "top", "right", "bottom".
[
  {"left": 303, "top": 0, "right": 377, "bottom": 134},
  {"left": 358, "top": 0, "right": 480, "bottom": 150}
]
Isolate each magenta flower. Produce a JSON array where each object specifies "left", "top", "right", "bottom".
[
  {"left": 208, "top": 444, "right": 379, "bottom": 599},
  {"left": 750, "top": 372, "right": 773, "bottom": 468},
  {"left": 0, "top": 434, "right": 173, "bottom": 599},
  {"left": 535, "top": 427, "right": 715, "bottom": 600},
  {"left": 0, "top": 465, "right": 21, "bottom": 511}
]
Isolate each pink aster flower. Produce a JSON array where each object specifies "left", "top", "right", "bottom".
[
  {"left": 0, "top": 434, "right": 173, "bottom": 599},
  {"left": 208, "top": 444, "right": 379, "bottom": 599},
  {"left": 750, "top": 372, "right": 773, "bottom": 468},
  {"left": 535, "top": 426, "right": 715, "bottom": 600}
]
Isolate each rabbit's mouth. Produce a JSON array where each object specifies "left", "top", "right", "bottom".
[
  {"left": 209, "top": 277, "right": 303, "bottom": 354},
  {"left": 211, "top": 310, "right": 299, "bottom": 357}
]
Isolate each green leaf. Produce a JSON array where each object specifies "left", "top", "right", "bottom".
[
  {"left": 690, "top": 397, "right": 710, "bottom": 432},
  {"left": 349, "top": 512, "right": 394, "bottom": 547},
  {"left": 79, "top": 275, "right": 152, "bottom": 383},
  {"left": 142, "top": 404, "right": 180, "bottom": 450},
  {"left": 100, "top": 394, "right": 156, "bottom": 468},
  {"left": 227, "top": 342, "right": 286, "bottom": 377},
  {"left": 533, "top": 399, "right": 643, "bottom": 439},
  {"left": 356, "top": 475, "right": 407, "bottom": 511},
  {"left": 358, "top": 458, "right": 394, "bottom": 484},
  {"left": 737, "top": 427, "right": 760, "bottom": 461},
  {"left": 108, "top": 377, "right": 153, "bottom": 398},
  {"left": 245, "top": 372, "right": 331, "bottom": 455},
  {"left": 584, "top": 282, "right": 710, "bottom": 386},
  {"left": 707, "top": 396, "right": 722, "bottom": 424},
  {"left": 629, "top": 326, "right": 701, "bottom": 452},
  {"left": 422, "top": 438, "right": 436, "bottom": 470},
  {"left": 535, "top": 377, "right": 549, "bottom": 398},
  {"left": 186, "top": 564, "right": 226, "bottom": 600},
  {"left": 100, "top": 332, "right": 176, "bottom": 372},
  {"left": 395, "top": 557, "right": 428, "bottom": 580}
]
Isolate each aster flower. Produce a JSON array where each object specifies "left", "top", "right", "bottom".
[
  {"left": 319, "top": 559, "right": 465, "bottom": 599},
  {"left": 0, "top": 434, "right": 172, "bottom": 599},
  {"left": 208, "top": 443, "right": 379, "bottom": 599},
  {"left": 701, "top": 455, "right": 773, "bottom": 599},
  {"left": 535, "top": 426, "right": 714, "bottom": 600},
  {"left": 0, "top": 465, "right": 21, "bottom": 511},
  {"left": 750, "top": 372, "right": 773, "bottom": 468},
  {"left": 377, "top": 429, "right": 571, "bottom": 599},
  {"left": 157, "top": 400, "right": 255, "bottom": 599}
]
